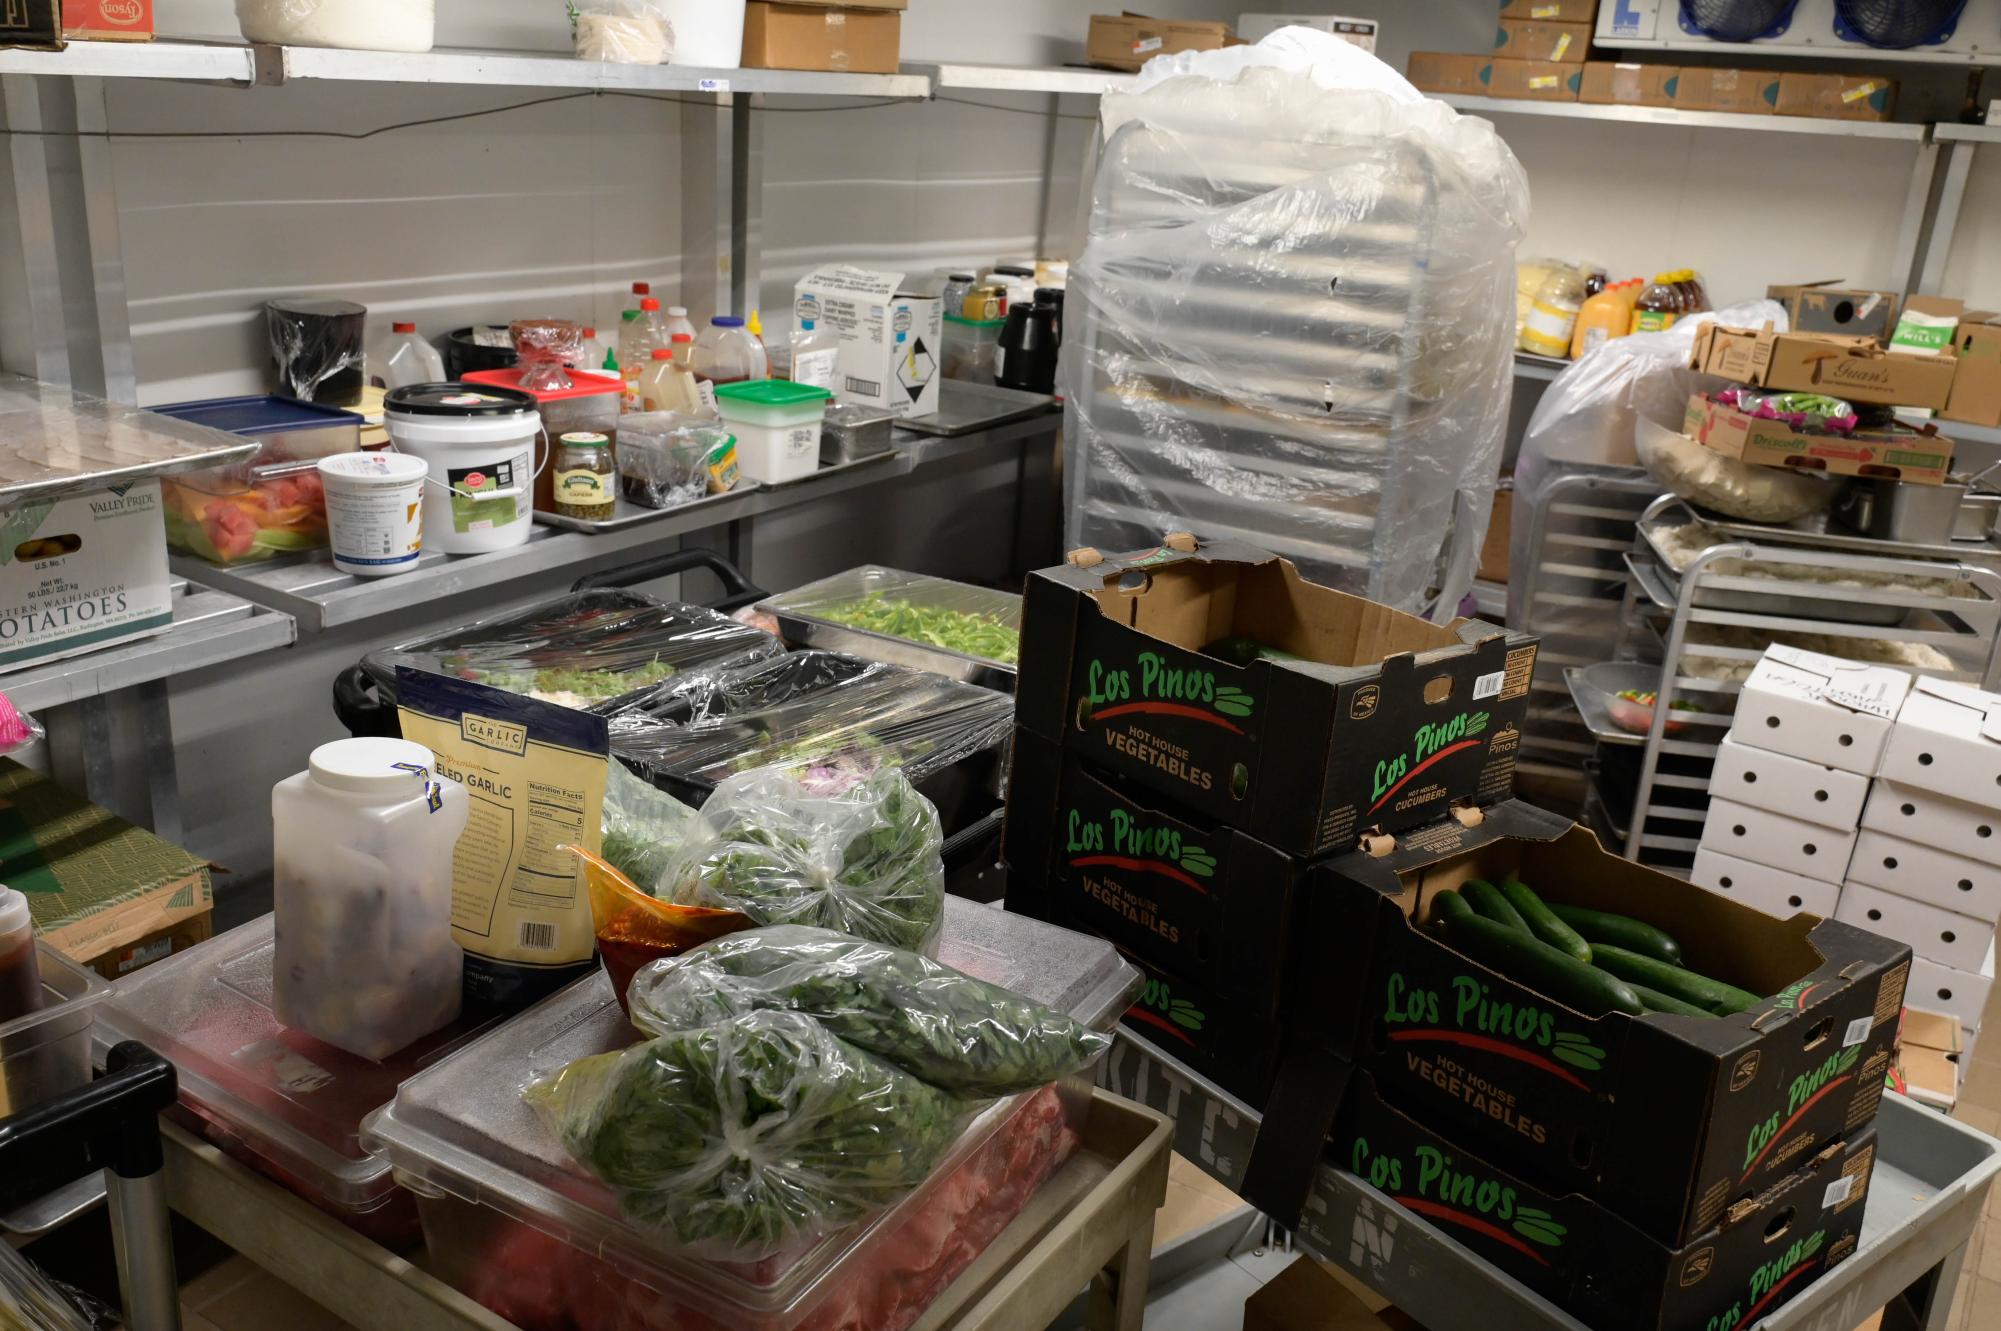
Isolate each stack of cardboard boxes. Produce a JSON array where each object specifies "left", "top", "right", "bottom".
[{"left": 1406, "top": 0, "right": 1595, "bottom": 103}]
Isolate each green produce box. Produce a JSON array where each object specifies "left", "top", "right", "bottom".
[
  {"left": 1003, "top": 727, "right": 1333, "bottom": 1021},
  {"left": 1301, "top": 800, "right": 1908, "bottom": 1247},
  {"left": 1338, "top": 1066, "right": 1875, "bottom": 1330},
  {"left": 1014, "top": 539, "right": 1538, "bottom": 859}
]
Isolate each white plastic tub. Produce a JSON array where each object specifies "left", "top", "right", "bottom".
[
  {"left": 384, "top": 385, "right": 542, "bottom": 556},
  {"left": 320, "top": 452, "right": 427, "bottom": 577},
  {"left": 661, "top": 0, "right": 746, "bottom": 67},
  {"left": 235, "top": 0, "right": 436, "bottom": 52},
  {"left": 715, "top": 380, "right": 832, "bottom": 484}
]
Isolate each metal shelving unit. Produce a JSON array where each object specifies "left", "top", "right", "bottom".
[
  {"left": 918, "top": 62, "right": 1135, "bottom": 95},
  {"left": 1438, "top": 91, "right": 1931, "bottom": 139}
]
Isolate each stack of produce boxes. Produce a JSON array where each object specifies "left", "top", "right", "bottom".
[{"left": 1001, "top": 538, "right": 1540, "bottom": 1108}]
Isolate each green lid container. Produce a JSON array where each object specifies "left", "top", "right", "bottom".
[{"left": 714, "top": 379, "right": 836, "bottom": 428}]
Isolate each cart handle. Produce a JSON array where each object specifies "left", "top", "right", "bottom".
[
  {"left": 0, "top": 1042, "right": 177, "bottom": 1198},
  {"left": 571, "top": 548, "right": 766, "bottom": 610}
]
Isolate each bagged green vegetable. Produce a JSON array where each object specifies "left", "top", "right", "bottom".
[
  {"left": 625, "top": 925, "right": 1111, "bottom": 1096},
  {"left": 526, "top": 1010, "right": 969, "bottom": 1259},
  {"left": 661, "top": 767, "right": 945, "bottom": 955},
  {"left": 599, "top": 761, "right": 710, "bottom": 893}
]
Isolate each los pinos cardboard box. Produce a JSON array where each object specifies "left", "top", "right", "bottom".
[
  {"left": 1013, "top": 538, "right": 1539, "bottom": 860},
  {"left": 0, "top": 479, "right": 172, "bottom": 670},
  {"left": 1687, "top": 392, "right": 1955, "bottom": 487},
  {"left": 1296, "top": 800, "right": 1907, "bottom": 1248}
]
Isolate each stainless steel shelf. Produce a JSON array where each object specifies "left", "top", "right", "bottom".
[
  {"left": 1513, "top": 351, "right": 1570, "bottom": 382},
  {"left": 1935, "top": 123, "right": 2001, "bottom": 144},
  {"left": 266, "top": 44, "right": 931, "bottom": 97},
  {"left": 1439, "top": 92, "right": 1930, "bottom": 140},
  {"left": 1591, "top": 35, "right": 2000, "bottom": 69},
  {"left": 0, "top": 580, "right": 294, "bottom": 712},
  {"left": 916, "top": 61, "right": 1135, "bottom": 95},
  {"left": 0, "top": 38, "right": 253, "bottom": 81},
  {"left": 178, "top": 417, "right": 1054, "bottom": 633}
]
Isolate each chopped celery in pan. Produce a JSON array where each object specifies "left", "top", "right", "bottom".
[{"left": 813, "top": 592, "right": 1020, "bottom": 666}]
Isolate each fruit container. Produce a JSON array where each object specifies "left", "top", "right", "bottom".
[
  {"left": 362, "top": 898, "right": 1137, "bottom": 1331},
  {"left": 715, "top": 380, "right": 832, "bottom": 484},
  {"left": 91, "top": 916, "right": 503, "bottom": 1247},
  {"left": 1572, "top": 660, "right": 1703, "bottom": 737},
  {"left": 0, "top": 941, "right": 109, "bottom": 1119},
  {"left": 462, "top": 368, "right": 622, "bottom": 515},
  {"left": 151, "top": 394, "right": 364, "bottom": 564}
]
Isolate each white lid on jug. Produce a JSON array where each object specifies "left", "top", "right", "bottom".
[
  {"left": 309, "top": 738, "right": 438, "bottom": 795},
  {"left": 0, "top": 886, "right": 28, "bottom": 939}
]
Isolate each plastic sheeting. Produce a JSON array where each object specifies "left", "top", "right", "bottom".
[{"left": 1064, "top": 30, "right": 1527, "bottom": 616}]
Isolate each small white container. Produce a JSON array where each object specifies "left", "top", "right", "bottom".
[
  {"left": 235, "top": 0, "right": 436, "bottom": 52},
  {"left": 660, "top": 0, "right": 746, "bottom": 67},
  {"left": 320, "top": 452, "right": 427, "bottom": 578},
  {"left": 715, "top": 380, "right": 833, "bottom": 484},
  {"left": 384, "top": 384, "right": 543, "bottom": 556},
  {"left": 272, "top": 738, "right": 469, "bottom": 1062}
]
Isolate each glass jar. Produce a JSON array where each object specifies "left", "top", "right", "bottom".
[{"left": 552, "top": 431, "right": 617, "bottom": 520}]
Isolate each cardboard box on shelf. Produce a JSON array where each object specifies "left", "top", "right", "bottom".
[
  {"left": 793, "top": 265, "right": 941, "bottom": 418},
  {"left": 1236, "top": 13, "right": 1377, "bottom": 49},
  {"left": 741, "top": 3, "right": 900, "bottom": 74},
  {"left": 83, "top": 911, "right": 211, "bottom": 980},
  {"left": 1700, "top": 797, "right": 1858, "bottom": 882},
  {"left": 1667, "top": 66, "right": 1778, "bottom": 114},
  {"left": 1776, "top": 71, "right": 1896, "bottom": 121},
  {"left": 1578, "top": 61, "right": 1675, "bottom": 107},
  {"left": 1335, "top": 1068, "right": 1875, "bottom": 1331},
  {"left": 1305, "top": 802, "right": 1908, "bottom": 1247},
  {"left": 1692, "top": 846, "right": 1841, "bottom": 920},
  {"left": 1879, "top": 678, "right": 2001, "bottom": 799},
  {"left": 1710, "top": 733, "right": 1871, "bottom": 829},
  {"left": 0, "top": 0, "right": 62, "bottom": 47},
  {"left": 1944, "top": 312, "right": 2001, "bottom": 429},
  {"left": 1861, "top": 780, "right": 2001, "bottom": 870},
  {"left": 1484, "top": 58, "right": 1580, "bottom": 101},
  {"left": 1086, "top": 13, "right": 1240, "bottom": 72},
  {"left": 1896, "top": 1007, "right": 1964, "bottom": 1111},
  {"left": 1241, "top": 1257, "right": 1426, "bottom": 1331},
  {"left": 1499, "top": 0, "right": 1597, "bottom": 20},
  {"left": 767, "top": 0, "right": 904, "bottom": 10},
  {"left": 1908, "top": 944, "right": 1995, "bottom": 1033},
  {"left": 0, "top": 759, "right": 214, "bottom": 969},
  {"left": 1728, "top": 646, "right": 1913, "bottom": 775},
  {"left": 1846, "top": 830, "right": 2001, "bottom": 923},
  {"left": 1405, "top": 51, "right": 1490, "bottom": 96},
  {"left": 1689, "top": 323, "right": 1960, "bottom": 411},
  {"left": 1687, "top": 393, "right": 1955, "bottom": 487},
  {"left": 1493, "top": 18, "right": 1589, "bottom": 62},
  {"left": 1890, "top": 296, "right": 1967, "bottom": 358},
  {"left": 1836, "top": 880, "right": 1993, "bottom": 973},
  {"left": 1014, "top": 539, "right": 1539, "bottom": 858},
  {"left": 1765, "top": 282, "right": 1900, "bottom": 340},
  {"left": 0, "top": 479, "right": 172, "bottom": 672},
  {"left": 61, "top": 0, "right": 150, "bottom": 39}
]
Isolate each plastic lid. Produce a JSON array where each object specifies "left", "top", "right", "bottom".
[
  {"left": 1034, "top": 288, "right": 1063, "bottom": 304},
  {"left": 309, "top": 737, "right": 436, "bottom": 795},
  {"left": 993, "top": 266, "right": 1035, "bottom": 278},
  {"left": 622, "top": 310, "right": 642, "bottom": 323},
  {"left": 948, "top": 272, "right": 976, "bottom": 282},
  {"left": 641, "top": 298, "right": 661, "bottom": 312},
  {"left": 671, "top": 333, "right": 694, "bottom": 344},
  {"left": 748, "top": 310, "right": 765, "bottom": 336},
  {"left": 632, "top": 282, "right": 651, "bottom": 295},
  {"left": 582, "top": 327, "right": 596, "bottom": 339},
  {"left": 668, "top": 306, "right": 689, "bottom": 317},
  {"left": 714, "top": 380, "right": 833, "bottom": 407},
  {"left": 386, "top": 383, "right": 540, "bottom": 417},
  {"left": 652, "top": 348, "right": 675, "bottom": 360},
  {"left": 461, "top": 368, "right": 621, "bottom": 404},
  {"left": 0, "top": 886, "right": 26, "bottom": 938},
  {"left": 392, "top": 321, "right": 417, "bottom": 334},
  {"left": 560, "top": 431, "right": 610, "bottom": 445},
  {"left": 800, "top": 319, "right": 816, "bottom": 331},
  {"left": 152, "top": 394, "right": 367, "bottom": 436},
  {"left": 712, "top": 316, "right": 745, "bottom": 328}
]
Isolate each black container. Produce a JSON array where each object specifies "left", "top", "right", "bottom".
[
  {"left": 997, "top": 295, "right": 1060, "bottom": 395},
  {"left": 445, "top": 326, "right": 521, "bottom": 379},
  {"left": 266, "top": 298, "right": 367, "bottom": 406}
]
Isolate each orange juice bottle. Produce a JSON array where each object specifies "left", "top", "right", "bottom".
[{"left": 1571, "top": 279, "right": 1635, "bottom": 359}]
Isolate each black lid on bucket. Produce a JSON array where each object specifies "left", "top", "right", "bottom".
[{"left": 386, "top": 383, "right": 538, "bottom": 417}]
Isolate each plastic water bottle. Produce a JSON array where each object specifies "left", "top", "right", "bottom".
[
  {"left": 368, "top": 322, "right": 446, "bottom": 391},
  {"left": 791, "top": 317, "right": 840, "bottom": 390}
]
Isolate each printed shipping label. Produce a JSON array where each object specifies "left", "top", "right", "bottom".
[
  {"left": 1529, "top": 74, "right": 1559, "bottom": 89},
  {"left": 1473, "top": 670, "right": 1505, "bottom": 701},
  {"left": 1843, "top": 1016, "right": 1873, "bottom": 1048},
  {"left": 1550, "top": 32, "right": 1571, "bottom": 59},
  {"left": 1822, "top": 1175, "right": 1855, "bottom": 1209},
  {"left": 1841, "top": 81, "right": 1880, "bottom": 104},
  {"left": 1132, "top": 36, "right": 1164, "bottom": 53}
]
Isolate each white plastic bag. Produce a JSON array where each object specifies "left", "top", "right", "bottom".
[
  {"left": 1633, "top": 418, "right": 1836, "bottom": 523},
  {"left": 571, "top": 0, "right": 673, "bottom": 63}
]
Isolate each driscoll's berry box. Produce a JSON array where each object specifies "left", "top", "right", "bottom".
[{"left": 1014, "top": 538, "right": 1539, "bottom": 859}]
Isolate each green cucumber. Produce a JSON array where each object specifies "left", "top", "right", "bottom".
[
  {"left": 1627, "top": 982, "right": 1716, "bottom": 1019},
  {"left": 1501, "top": 876, "right": 1592, "bottom": 964},
  {"left": 1463, "top": 879, "right": 1530, "bottom": 935},
  {"left": 1431, "top": 889, "right": 1476, "bottom": 928},
  {"left": 1591, "top": 945, "right": 1761, "bottom": 1015},
  {"left": 1550, "top": 904, "right": 1684, "bottom": 966},
  {"left": 1440, "top": 914, "right": 1645, "bottom": 1017}
]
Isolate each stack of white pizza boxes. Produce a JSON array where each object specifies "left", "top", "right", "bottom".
[{"left": 1693, "top": 646, "right": 1909, "bottom": 930}]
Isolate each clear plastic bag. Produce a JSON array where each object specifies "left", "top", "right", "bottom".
[
  {"left": 616, "top": 412, "right": 732, "bottom": 510},
  {"left": 657, "top": 768, "right": 946, "bottom": 956},
  {"left": 572, "top": 0, "right": 673, "bottom": 63},
  {"left": 526, "top": 1009, "right": 972, "bottom": 1260},
  {"left": 0, "top": 1242, "right": 116, "bottom": 1331},
  {"left": 625, "top": 925, "right": 1112, "bottom": 1096},
  {"left": 763, "top": 566, "right": 1020, "bottom": 667},
  {"left": 511, "top": 319, "right": 584, "bottom": 393},
  {"left": 362, "top": 590, "right": 784, "bottom": 714},
  {"left": 600, "top": 760, "right": 709, "bottom": 893},
  {"left": 0, "top": 690, "right": 43, "bottom": 756},
  {"left": 1633, "top": 417, "right": 1836, "bottom": 524}
]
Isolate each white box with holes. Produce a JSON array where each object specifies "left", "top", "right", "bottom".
[
  {"left": 1907, "top": 943, "right": 1996, "bottom": 1033},
  {"left": 1847, "top": 830, "right": 2001, "bottom": 923},
  {"left": 1860, "top": 781, "right": 2001, "bottom": 869},
  {"left": 1880, "top": 679, "right": 2001, "bottom": 800},
  {"left": 1729, "top": 647, "right": 1912, "bottom": 775},
  {"left": 1710, "top": 735, "right": 1870, "bottom": 829},
  {"left": 1692, "top": 847, "right": 1840, "bottom": 919},
  {"left": 1698, "top": 798, "right": 1858, "bottom": 883},
  {"left": 1835, "top": 880, "right": 1995, "bottom": 972}
]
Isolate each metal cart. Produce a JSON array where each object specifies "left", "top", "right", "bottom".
[{"left": 1581, "top": 496, "right": 2001, "bottom": 871}]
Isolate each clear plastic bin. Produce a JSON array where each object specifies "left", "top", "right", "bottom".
[
  {"left": 362, "top": 898, "right": 1137, "bottom": 1331},
  {"left": 92, "top": 916, "right": 504, "bottom": 1247},
  {"left": 942, "top": 316, "right": 1002, "bottom": 383},
  {"left": 715, "top": 381, "right": 833, "bottom": 484},
  {"left": 0, "top": 942, "right": 108, "bottom": 1119},
  {"left": 463, "top": 368, "right": 623, "bottom": 515},
  {"left": 151, "top": 395, "right": 365, "bottom": 565}
]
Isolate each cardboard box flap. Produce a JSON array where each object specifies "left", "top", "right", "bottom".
[
  {"left": 1902, "top": 1006, "right": 1963, "bottom": 1052},
  {"left": 1909, "top": 675, "right": 2001, "bottom": 743},
  {"left": 1761, "top": 646, "right": 1910, "bottom": 720},
  {"left": 798, "top": 263, "right": 906, "bottom": 301}
]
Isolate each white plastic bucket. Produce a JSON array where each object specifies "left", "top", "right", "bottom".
[
  {"left": 662, "top": 0, "right": 746, "bottom": 68},
  {"left": 319, "top": 452, "right": 427, "bottom": 578},
  {"left": 384, "top": 386, "right": 543, "bottom": 556},
  {"left": 234, "top": 0, "right": 436, "bottom": 52}
]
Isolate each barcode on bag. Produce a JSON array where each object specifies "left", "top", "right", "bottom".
[
  {"left": 518, "top": 921, "right": 559, "bottom": 953},
  {"left": 1822, "top": 1175, "right": 1855, "bottom": 1209}
]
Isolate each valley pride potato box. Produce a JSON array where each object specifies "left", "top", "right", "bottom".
[{"left": 1014, "top": 540, "right": 1539, "bottom": 859}]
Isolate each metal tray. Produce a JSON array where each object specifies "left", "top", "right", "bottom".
[
  {"left": 757, "top": 448, "right": 898, "bottom": 489},
  {"left": 1683, "top": 499, "right": 2001, "bottom": 566},
  {"left": 1562, "top": 665, "right": 1646, "bottom": 747},
  {"left": 0, "top": 375, "right": 261, "bottom": 505},
  {"left": 897, "top": 379, "right": 1058, "bottom": 438},
  {"left": 532, "top": 482, "right": 759, "bottom": 534},
  {"left": 762, "top": 566, "right": 1019, "bottom": 692},
  {"left": 1631, "top": 526, "right": 1912, "bottom": 627}
]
